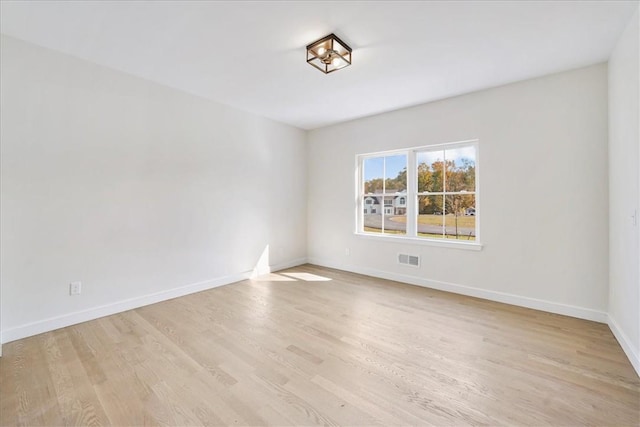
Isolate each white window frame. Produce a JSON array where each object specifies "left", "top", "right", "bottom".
[{"left": 355, "top": 139, "right": 482, "bottom": 250}]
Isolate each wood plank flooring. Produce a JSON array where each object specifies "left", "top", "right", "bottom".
[{"left": 1, "top": 264, "right": 639, "bottom": 426}]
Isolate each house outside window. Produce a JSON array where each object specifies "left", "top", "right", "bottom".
[
  {"left": 360, "top": 153, "right": 408, "bottom": 235},
  {"left": 358, "top": 140, "right": 478, "bottom": 245}
]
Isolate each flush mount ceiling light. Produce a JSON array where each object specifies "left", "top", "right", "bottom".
[{"left": 306, "top": 33, "right": 352, "bottom": 74}]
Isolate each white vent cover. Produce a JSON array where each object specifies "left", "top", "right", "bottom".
[{"left": 398, "top": 253, "right": 420, "bottom": 267}]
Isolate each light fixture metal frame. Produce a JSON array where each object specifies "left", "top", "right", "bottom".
[{"left": 306, "top": 33, "right": 352, "bottom": 74}]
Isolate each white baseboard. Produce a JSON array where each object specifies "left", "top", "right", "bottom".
[
  {"left": 608, "top": 315, "right": 640, "bottom": 377},
  {"left": 3, "top": 256, "right": 617, "bottom": 361},
  {"left": 271, "top": 257, "right": 309, "bottom": 272},
  {"left": 251, "top": 257, "right": 308, "bottom": 277},
  {"left": 308, "top": 257, "right": 609, "bottom": 323},
  {"left": 1, "top": 258, "right": 308, "bottom": 345}
]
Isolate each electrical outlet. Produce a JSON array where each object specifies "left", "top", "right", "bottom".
[
  {"left": 345, "top": 248, "right": 351, "bottom": 256},
  {"left": 69, "top": 281, "right": 82, "bottom": 296}
]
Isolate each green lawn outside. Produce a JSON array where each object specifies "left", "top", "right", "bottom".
[
  {"left": 364, "top": 213, "right": 476, "bottom": 241},
  {"left": 391, "top": 214, "right": 475, "bottom": 227},
  {"left": 364, "top": 227, "right": 406, "bottom": 235}
]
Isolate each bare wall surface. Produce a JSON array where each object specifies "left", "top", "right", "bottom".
[
  {"left": 307, "top": 64, "right": 609, "bottom": 320},
  {"left": 608, "top": 7, "right": 640, "bottom": 374},
  {"left": 0, "top": 35, "right": 307, "bottom": 342}
]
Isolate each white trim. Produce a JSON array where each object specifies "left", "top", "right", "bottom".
[
  {"left": 356, "top": 139, "right": 480, "bottom": 243},
  {"left": 407, "top": 149, "right": 417, "bottom": 237},
  {"left": 607, "top": 315, "right": 640, "bottom": 377},
  {"left": 358, "top": 139, "right": 479, "bottom": 158},
  {"left": 474, "top": 141, "right": 481, "bottom": 242},
  {"left": 251, "top": 257, "right": 309, "bottom": 277},
  {"left": 1, "top": 274, "right": 247, "bottom": 344},
  {"left": 307, "top": 257, "right": 608, "bottom": 323},
  {"left": 1, "top": 257, "right": 308, "bottom": 344},
  {"left": 355, "top": 232, "right": 483, "bottom": 250},
  {"left": 270, "top": 257, "right": 308, "bottom": 272}
]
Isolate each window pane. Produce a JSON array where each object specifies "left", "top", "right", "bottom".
[
  {"left": 383, "top": 194, "right": 406, "bottom": 235},
  {"left": 363, "top": 217, "right": 383, "bottom": 233},
  {"left": 384, "top": 213, "right": 406, "bottom": 235},
  {"left": 363, "top": 157, "right": 384, "bottom": 194},
  {"left": 417, "top": 195, "right": 445, "bottom": 239},
  {"left": 363, "top": 195, "right": 383, "bottom": 233},
  {"left": 417, "top": 150, "right": 444, "bottom": 192},
  {"left": 363, "top": 195, "right": 380, "bottom": 213},
  {"left": 444, "top": 194, "right": 476, "bottom": 240},
  {"left": 384, "top": 154, "right": 407, "bottom": 192},
  {"left": 363, "top": 213, "right": 382, "bottom": 233},
  {"left": 445, "top": 146, "right": 476, "bottom": 192},
  {"left": 359, "top": 143, "right": 478, "bottom": 244}
]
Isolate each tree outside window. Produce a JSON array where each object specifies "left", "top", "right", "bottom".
[{"left": 359, "top": 141, "right": 478, "bottom": 242}]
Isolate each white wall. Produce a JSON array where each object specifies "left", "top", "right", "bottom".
[
  {"left": 608, "top": 7, "right": 640, "bottom": 375},
  {"left": 308, "top": 64, "right": 609, "bottom": 321},
  {"left": 0, "top": 25, "right": 635, "bottom": 375},
  {"left": 0, "top": 35, "right": 307, "bottom": 343}
]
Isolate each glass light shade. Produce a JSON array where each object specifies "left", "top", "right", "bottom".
[{"left": 306, "top": 33, "right": 352, "bottom": 74}]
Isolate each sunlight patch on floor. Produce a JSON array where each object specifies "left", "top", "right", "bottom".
[
  {"left": 280, "top": 272, "right": 332, "bottom": 281},
  {"left": 251, "top": 272, "right": 332, "bottom": 282}
]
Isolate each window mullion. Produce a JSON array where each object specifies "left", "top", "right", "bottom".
[
  {"left": 357, "top": 157, "right": 362, "bottom": 233},
  {"left": 442, "top": 150, "right": 447, "bottom": 237},
  {"left": 407, "top": 149, "right": 417, "bottom": 237},
  {"left": 357, "top": 140, "right": 478, "bottom": 244},
  {"left": 382, "top": 157, "right": 386, "bottom": 234}
]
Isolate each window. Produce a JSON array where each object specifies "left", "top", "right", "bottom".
[
  {"left": 361, "top": 154, "right": 407, "bottom": 235},
  {"left": 358, "top": 140, "right": 478, "bottom": 245}
]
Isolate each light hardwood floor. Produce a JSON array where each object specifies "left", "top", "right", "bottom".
[{"left": 1, "top": 264, "right": 639, "bottom": 426}]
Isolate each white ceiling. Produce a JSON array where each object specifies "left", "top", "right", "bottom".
[{"left": 1, "top": 1, "right": 637, "bottom": 130}]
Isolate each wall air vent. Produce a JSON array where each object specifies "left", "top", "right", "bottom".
[{"left": 398, "top": 253, "right": 420, "bottom": 267}]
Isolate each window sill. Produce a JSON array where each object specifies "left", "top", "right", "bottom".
[{"left": 354, "top": 232, "right": 483, "bottom": 251}]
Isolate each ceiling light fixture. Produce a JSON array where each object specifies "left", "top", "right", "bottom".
[{"left": 306, "top": 33, "right": 352, "bottom": 74}]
